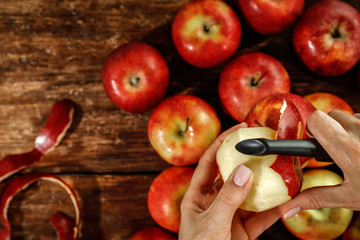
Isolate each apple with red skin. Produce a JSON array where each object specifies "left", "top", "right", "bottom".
[
  {"left": 238, "top": 0, "right": 304, "bottom": 35},
  {"left": 343, "top": 212, "right": 360, "bottom": 240},
  {"left": 129, "top": 227, "right": 177, "bottom": 240},
  {"left": 217, "top": 99, "right": 303, "bottom": 212},
  {"left": 357, "top": 65, "right": 360, "bottom": 88},
  {"left": 219, "top": 52, "right": 291, "bottom": 122},
  {"left": 304, "top": 92, "right": 353, "bottom": 167},
  {"left": 171, "top": 0, "right": 241, "bottom": 68},
  {"left": 102, "top": 42, "right": 169, "bottom": 113},
  {"left": 148, "top": 167, "right": 195, "bottom": 233},
  {"left": 293, "top": 0, "right": 360, "bottom": 76},
  {"left": 148, "top": 94, "right": 221, "bottom": 166},
  {"left": 245, "top": 93, "right": 314, "bottom": 134},
  {"left": 276, "top": 93, "right": 317, "bottom": 126},
  {"left": 282, "top": 169, "right": 353, "bottom": 240},
  {"left": 245, "top": 93, "right": 316, "bottom": 167},
  {"left": 304, "top": 92, "right": 354, "bottom": 115}
]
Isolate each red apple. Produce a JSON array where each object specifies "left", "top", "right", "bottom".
[
  {"left": 129, "top": 227, "right": 177, "bottom": 240},
  {"left": 148, "top": 94, "right": 221, "bottom": 166},
  {"left": 304, "top": 92, "right": 353, "bottom": 167},
  {"left": 219, "top": 52, "right": 291, "bottom": 122},
  {"left": 277, "top": 93, "right": 317, "bottom": 126},
  {"left": 147, "top": 167, "right": 195, "bottom": 233},
  {"left": 276, "top": 93, "right": 319, "bottom": 168},
  {"left": 102, "top": 42, "right": 169, "bottom": 113},
  {"left": 245, "top": 93, "right": 316, "bottom": 167},
  {"left": 171, "top": 0, "right": 241, "bottom": 68},
  {"left": 238, "top": 0, "right": 304, "bottom": 35},
  {"left": 282, "top": 169, "right": 353, "bottom": 240},
  {"left": 305, "top": 92, "right": 354, "bottom": 115},
  {"left": 245, "top": 93, "right": 314, "bottom": 132},
  {"left": 343, "top": 212, "right": 360, "bottom": 240},
  {"left": 357, "top": 65, "right": 360, "bottom": 88},
  {"left": 293, "top": 0, "right": 360, "bottom": 76},
  {"left": 217, "top": 99, "right": 303, "bottom": 212}
]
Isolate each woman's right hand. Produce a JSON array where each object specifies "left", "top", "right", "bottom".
[{"left": 281, "top": 110, "right": 360, "bottom": 220}]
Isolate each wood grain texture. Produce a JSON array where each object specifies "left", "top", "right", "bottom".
[
  {"left": 0, "top": 0, "right": 359, "bottom": 239},
  {"left": 2, "top": 174, "right": 158, "bottom": 240}
]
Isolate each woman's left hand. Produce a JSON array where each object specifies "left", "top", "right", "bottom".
[{"left": 179, "top": 123, "right": 281, "bottom": 240}]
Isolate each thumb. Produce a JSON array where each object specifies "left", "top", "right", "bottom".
[
  {"left": 209, "top": 165, "right": 253, "bottom": 226},
  {"left": 281, "top": 184, "right": 345, "bottom": 220}
]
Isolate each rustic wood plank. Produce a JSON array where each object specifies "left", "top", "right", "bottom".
[
  {"left": 0, "top": 0, "right": 360, "bottom": 239},
  {"left": 1, "top": 0, "right": 359, "bottom": 174},
  {"left": 1, "top": 174, "right": 158, "bottom": 240},
  {"left": 0, "top": 0, "right": 192, "bottom": 174}
]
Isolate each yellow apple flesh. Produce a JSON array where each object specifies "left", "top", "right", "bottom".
[{"left": 216, "top": 127, "right": 293, "bottom": 212}]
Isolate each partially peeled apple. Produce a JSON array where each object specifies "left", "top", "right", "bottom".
[
  {"left": 245, "top": 93, "right": 314, "bottom": 167},
  {"left": 216, "top": 99, "right": 303, "bottom": 212}
]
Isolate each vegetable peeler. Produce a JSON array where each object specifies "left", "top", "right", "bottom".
[{"left": 235, "top": 138, "right": 333, "bottom": 162}]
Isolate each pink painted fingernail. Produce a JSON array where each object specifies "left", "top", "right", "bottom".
[
  {"left": 283, "top": 207, "right": 301, "bottom": 220},
  {"left": 234, "top": 165, "right": 251, "bottom": 187}
]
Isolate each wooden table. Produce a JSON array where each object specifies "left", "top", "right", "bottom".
[{"left": 0, "top": 0, "right": 359, "bottom": 239}]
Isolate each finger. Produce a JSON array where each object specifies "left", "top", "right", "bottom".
[
  {"left": 353, "top": 113, "right": 360, "bottom": 119},
  {"left": 197, "top": 174, "right": 224, "bottom": 211},
  {"left": 203, "top": 174, "right": 223, "bottom": 196},
  {"left": 305, "top": 123, "right": 314, "bottom": 138},
  {"left": 328, "top": 110, "right": 360, "bottom": 133},
  {"left": 306, "top": 110, "right": 349, "bottom": 167},
  {"left": 307, "top": 110, "right": 347, "bottom": 139},
  {"left": 243, "top": 207, "right": 282, "bottom": 240},
  {"left": 231, "top": 210, "right": 249, "bottom": 239},
  {"left": 208, "top": 165, "right": 253, "bottom": 227},
  {"left": 280, "top": 184, "right": 346, "bottom": 219},
  {"left": 187, "top": 123, "right": 247, "bottom": 197}
]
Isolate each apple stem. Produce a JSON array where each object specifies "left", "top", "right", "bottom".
[
  {"left": 203, "top": 21, "right": 221, "bottom": 33},
  {"left": 179, "top": 117, "right": 190, "bottom": 136},
  {"left": 319, "top": 20, "right": 341, "bottom": 39},
  {"left": 250, "top": 71, "right": 263, "bottom": 86},
  {"left": 129, "top": 76, "right": 141, "bottom": 86}
]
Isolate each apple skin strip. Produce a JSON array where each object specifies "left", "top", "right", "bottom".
[
  {"left": 0, "top": 149, "right": 43, "bottom": 183},
  {"left": 0, "top": 99, "right": 74, "bottom": 182},
  {"left": 0, "top": 173, "right": 81, "bottom": 240},
  {"left": 50, "top": 212, "right": 76, "bottom": 240},
  {"left": 35, "top": 99, "right": 74, "bottom": 154},
  {"left": 271, "top": 99, "right": 304, "bottom": 198}
]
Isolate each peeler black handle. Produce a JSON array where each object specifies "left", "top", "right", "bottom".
[{"left": 235, "top": 138, "right": 333, "bottom": 162}]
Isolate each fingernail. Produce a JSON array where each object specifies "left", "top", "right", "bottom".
[
  {"left": 234, "top": 165, "right": 251, "bottom": 187},
  {"left": 283, "top": 207, "right": 301, "bottom": 220},
  {"left": 305, "top": 124, "right": 313, "bottom": 138},
  {"left": 240, "top": 122, "right": 248, "bottom": 128}
]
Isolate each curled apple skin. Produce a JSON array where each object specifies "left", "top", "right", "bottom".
[
  {"left": 0, "top": 100, "right": 77, "bottom": 240},
  {"left": 0, "top": 173, "right": 81, "bottom": 240},
  {"left": 50, "top": 212, "right": 75, "bottom": 240},
  {"left": 0, "top": 99, "right": 75, "bottom": 183},
  {"left": 35, "top": 99, "right": 75, "bottom": 154}
]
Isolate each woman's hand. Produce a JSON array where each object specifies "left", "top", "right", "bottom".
[
  {"left": 281, "top": 110, "right": 360, "bottom": 220},
  {"left": 179, "top": 123, "right": 281, "bottom": 240}
]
